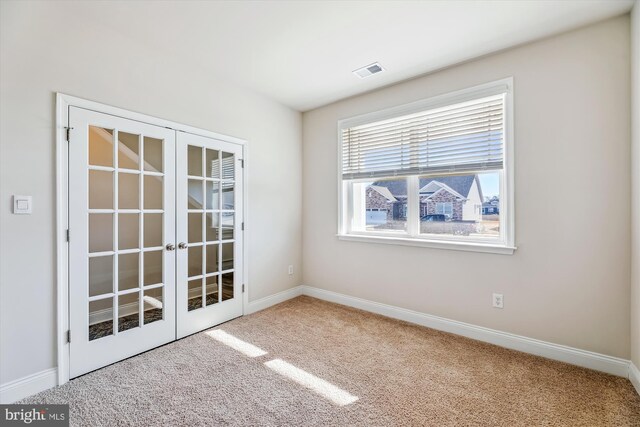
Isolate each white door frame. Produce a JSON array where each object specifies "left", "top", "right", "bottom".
[{"left": 56, "top": 93, "right": 249, "bottom": 385}]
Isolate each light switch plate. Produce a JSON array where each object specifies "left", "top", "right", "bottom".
[
  {"left": 492, "top": 293, "right": 504, "bottom": 309},
  {"left": 13, "top": 195, "right": 32, "bottom": 214}
]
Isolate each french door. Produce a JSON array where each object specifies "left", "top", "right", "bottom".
[
  {"left": 68, "top": 107, "right": 243, "bottom": 378},
  {"left": 176, "top": 133, "right": 243, "bottom": 338}
]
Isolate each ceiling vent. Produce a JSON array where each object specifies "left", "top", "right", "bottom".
[{"left": 353, "top": 62, "right": 385, "bottom": 79}]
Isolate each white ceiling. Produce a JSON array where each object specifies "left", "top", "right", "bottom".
[{"left": 77, "top": 0, "right": 634, "bottom": 111}]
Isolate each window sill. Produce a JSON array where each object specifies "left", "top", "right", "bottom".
[{"left": 337, "top": 233, "right": 516, "bottom": 255}]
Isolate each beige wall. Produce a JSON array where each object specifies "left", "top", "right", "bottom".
[
  {"left": 0, "top": 0, "right": 634, "bottom": 390},
  {"left": 631, "top": 2, "right": 640, "bottom": 369},
  {"left": 0, "top": 1, "right": 302, "bottom": 384},
  {"left": 303, "top": 16, "right": 631, "bottom": 358}
]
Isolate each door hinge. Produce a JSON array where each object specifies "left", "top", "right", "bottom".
[
  {"left": 241, "top": 222, "right": 244, "bottom": 231},
  {"left": 66, "top": 229, "right": 70, "bottom": 242},
  {"left": 242, "top": 284, "right": 245, "bottom": 293},
  {"left": 66, "top": 330, "right": 71, "bottom": 343},
  {"left": 65, "top": 127, "right": 73, "bottom": 142},
  {"left": 240, "top": 159, "right": 244, "bottom": 168}
]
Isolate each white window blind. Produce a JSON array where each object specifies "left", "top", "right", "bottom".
[{"left": 341, "top": 94, "right": 505, "bottom": 179}]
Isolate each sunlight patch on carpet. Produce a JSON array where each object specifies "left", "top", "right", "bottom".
[
  {"left": 265, "top": 359, "right": 358, "bottom": 406},
  {"left": 206, "top": 330, "right": 268, "bottom": 357}
]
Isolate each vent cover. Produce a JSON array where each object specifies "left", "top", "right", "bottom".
[{"left": 353, "top": 62, "right": 385, "bottom": 78}]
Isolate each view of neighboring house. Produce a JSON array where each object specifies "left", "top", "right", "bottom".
[
  {"left": 366, "top": 175, "right": 484, "bottom": 223},
  {"left": 483, "top": 195, "right": 500, "bottom": 215}
]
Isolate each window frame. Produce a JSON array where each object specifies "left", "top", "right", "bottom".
[{"left": 337, "top": 78, "right": 515, "bottom": 255}]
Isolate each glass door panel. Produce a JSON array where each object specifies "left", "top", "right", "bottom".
[
  {"left": 143, "top": 286, "right": 164, "bottom": 325},
  {"left": 144, "top": 137, "right": 163, "bottom": 172},
  {"left": 176, "top": 133, "right": 243, "bottom": 338},
  {"left": 69, "top": 106, "right": 176, "bottom": 378}
]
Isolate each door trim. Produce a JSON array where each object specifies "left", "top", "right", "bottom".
[{"left": 56, "top": 93, "right": 249, "bottom": 386}]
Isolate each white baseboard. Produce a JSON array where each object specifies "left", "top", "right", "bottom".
[
  {"left": 3, "top": 285, "right": 635, "bottom": 404},
  {"left": 301, "top": 285, "right": 630, "bottom": 377},
  {"left": 630, "top": 362, "right": 640, "bottom": 396},
  {"left": 245, "top": 285, "right": 303, "bottom": 315},
  {"left": 0, "top": 368, "right": 57, "bottom": 404}
]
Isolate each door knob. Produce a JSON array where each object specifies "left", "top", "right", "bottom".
[
  {"left": 178, "top": 242, "right": 188, "bottom": 250},
  {"left": 165, "top": 243, "right": 175, "bottom": 251}
]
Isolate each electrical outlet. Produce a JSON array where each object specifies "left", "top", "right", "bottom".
[
  {"left": 493, "top": 293, "right": 504, "bottom": 309},
  {"left": 288, "top": 265, "right": 294, "bottom": 275}
]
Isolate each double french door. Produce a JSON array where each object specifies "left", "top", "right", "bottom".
[{"left": 68, "top": 107, "right": 243, "bottom": 378}]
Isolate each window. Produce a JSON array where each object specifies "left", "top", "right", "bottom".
[
  {"left": 338, "top": 79, "right": 515, "bottom": 254},
  {"left": 435, "top": 202, "right": 453, "bottom": 218}
]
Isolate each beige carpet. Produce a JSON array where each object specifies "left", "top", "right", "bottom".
[{"left": 22, "top": 296, "right": 640, "bottom": 426}]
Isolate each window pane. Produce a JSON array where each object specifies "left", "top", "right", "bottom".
[
  {"left": 89, "top": 170, "right": 113, "bottom": 209},
  {"left": 144, "top": 250, "right": 162, "bottom": 286},
  {"left": 206, "top": 181, "right": 220, "bottom": 210},
  {"left": 206, "top": 244, "right": 219, "bottom": 274},
  {"left": 353, "top": 178, "right": 407, "bottom": 232},
  {"left": 118, "top": 253, "right": 139, "bottom": 291},
  {"left": 118, "top": 132, "right": 140, "bottom": 170},
  {"left": 89, "top": 126, "right": 113, "bottom": 167},
  {"left": 144, "top": 175, "right": 163, "bottom": 210},
  {"left": 89, "top": 214, "right": 113, "bottom": 253},
  {"left": 118, "top": 292, "right": 140, "bottom": 332},
  {"left": 118, "top": 213, "right": 139, "bottom": 250},
  {"left": 221, "top": 272, "right": 233, "bottom": 301},
  {"left": 205, "top": 275, "right": 219, "bottom": 306},
  {"left": 144, "top": 213, "right": 162, "bottom": 248},
  {"left": 118, "top": 172, "right": 139, "bottom": 209},
  {"left": 206, "top": 212, "right": 219, "bottom": 242},
  {"left": 221, "top": 242, "right": 233, "bottom": 271},
  {"left": 221, "top": 182, "right": 234, "bottom": 210},
  {"left": 144, "top": 287, "right": 163, "bottom": 324},
  {"left": 89, "top": 255, "right": 113, "bottom": 297},
  {"left": 188, "top": 213, "right": 203, "bottom": 243},
  {"left": 188, "top": 179, "right": 203, "bottom": 209},
  {"left": 206, "top": 149, "right": 220, "bottom": 178},
  {"left": 188, "top": 245, "right": 203, "bottom": 277},
  {"left": 188, "top": 145, "right": 202, "bottom": 176},
  {"left": 418, "top": 172, "right": 500, "bottom": 239},
  {"left": 89, "top": 297, "right": 113, "bottom": 341},
  {"left": 221, "top": 152, "right": 234, "bottom": 179},
  {"left": 221, "top": 212, "right": 234, "bottom": 240},
  {"left": 188, "top": 279, "right": 203, "bottom": 311},
  {"left": 144, "top": 137, "right": 163, "bottom": 172}
]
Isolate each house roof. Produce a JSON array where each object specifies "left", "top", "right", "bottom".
[
  {"left": 369, "top": 185, "right": 397, "bottom": 202},
  {"left": 373, "top": 175, "right": 480, "bottom": 199},
  {"left": 420, "top": 181, "right": 466, "bottom": 200}
]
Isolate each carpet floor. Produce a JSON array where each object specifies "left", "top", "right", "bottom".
[{"left": 22, "top": 296, "right": 640, "bottom": 426}]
